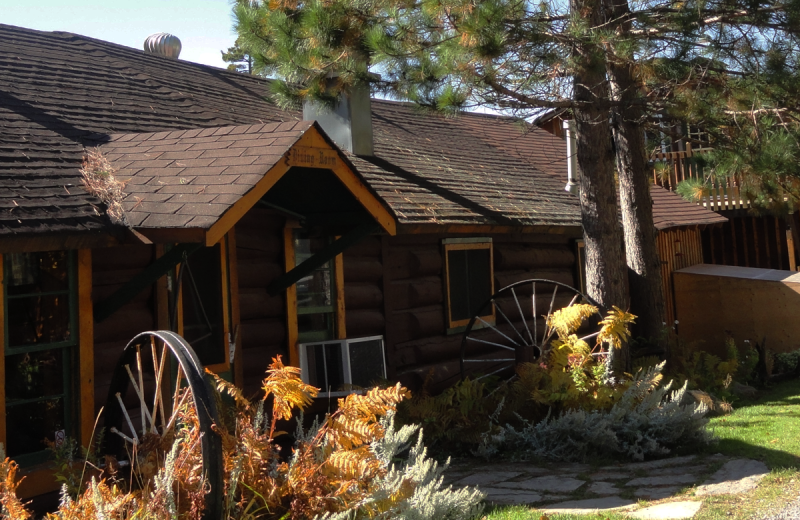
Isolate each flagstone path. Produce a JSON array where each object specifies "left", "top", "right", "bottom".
[{"left": 445, "top": 454, "right": 769, "bottom": 519}]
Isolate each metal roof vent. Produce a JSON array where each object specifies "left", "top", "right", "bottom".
[{"left": 144, "top": 33, "right": 182, "bottom": 59}]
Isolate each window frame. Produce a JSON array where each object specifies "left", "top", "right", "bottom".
[
  {"left": 285, "top": 222, "right": 347, "bottom": 368},
  {"left": 442, "top": 238, "right": 495, "bottom": 332},
  {"left": 0, "top": 251, "right": 78, "bottom": 466},
  {"left": 173, "top": 235, "right": 233, "bottom": 375},
  {"left": 298, "top": 335, "right": 386, "bottom": 397}
]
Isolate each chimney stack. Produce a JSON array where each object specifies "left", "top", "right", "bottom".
[
  {"left": 144, "top": 33, "right": 182, "bottom": 59},
  {"left": 303, "top": 76, "right": 374, "bottom": 156}
]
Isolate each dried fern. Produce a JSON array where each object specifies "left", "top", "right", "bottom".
[
  {"left": 0, "top": 445, "right": 31, "bottom": 520},
  {"left": 262, "top": 355, "right": 319, "bottom": 423}
]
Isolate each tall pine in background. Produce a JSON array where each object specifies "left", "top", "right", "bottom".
[{"left": 232, "top": 0, "right": 800, "bottom": 372}]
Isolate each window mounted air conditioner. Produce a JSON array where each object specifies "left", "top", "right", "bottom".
[{"left": 298, "top": 336, "right": 386, "bottom": 396}]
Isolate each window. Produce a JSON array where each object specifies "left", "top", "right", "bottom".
[
  {"left": 299, "top": 336, "right": 386, "bottom": 396},
  {"left": 170, "top": 238, "right": 232, "bottom": 372},
  {"left": 443, "top": 238, "right": 494, "bottom": 331},
  {"left": 294, "top": 230, "right": 337, "bottom": 343},
  {"left": 3, "top": 251, "right": 77, "bottom": 463},
  {"left": 284, "top": 224, "right": 347, "bottom": 368}
]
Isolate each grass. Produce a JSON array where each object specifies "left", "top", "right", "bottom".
[
  {"left": 698, "top": 377, "right": 800, "bottom": 469},
  {"left": 485, "top": 378, "right": 800, "bottom": 520}
]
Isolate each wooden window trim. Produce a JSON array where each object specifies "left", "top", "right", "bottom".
[
  {"left": 175, "top": 236, "right": 232, "bottom": 375},
  {"left": 443, "top": 239, "right": 495, "bottom": 331},
  {"left": 285, "top": 223, "right": 346, "bottom": 367}
]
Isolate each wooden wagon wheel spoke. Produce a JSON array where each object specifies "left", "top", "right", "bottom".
[
  {"left": 103, "top": 331, "right": 223, "bottom": 520},
  {"left": 460, "top": 279, "right": 604, "bottom": 382}
]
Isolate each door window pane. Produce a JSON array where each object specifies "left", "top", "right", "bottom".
[
  {"left": 5, "top": 350, "right": 64, "bottom": 401},
  {"left": 294, "top": 231, "right": 335, "bottom": 343},
  {"left": 7, "top": 294, "right": 71, "bottom": 346},
  {"left": 6, "top": 397, "right": 65, "bottom": 457},
  {"left": 6, "top": 251, "right": 69, "bottom": 296}
]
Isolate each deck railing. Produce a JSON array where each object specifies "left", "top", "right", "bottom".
[{"left": 651, "top": 145, "right": 751, "bottom": 212}]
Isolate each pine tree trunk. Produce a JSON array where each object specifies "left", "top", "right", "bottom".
[
  {"left": 603, "top": 0, "right": 668, "bottom": 361},
  {"left": 572, "top": 0, "right": 630, "bottom": 374}
]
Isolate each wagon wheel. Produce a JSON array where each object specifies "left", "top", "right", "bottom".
[
  {"left": 103, "top": 330, "right": 223, "bottom": 520},
  {"left": 460, "top": 279, "right": 604, "bottom": 381}
]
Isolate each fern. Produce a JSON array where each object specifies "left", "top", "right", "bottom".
[
  {"left": 548, "top": 303, "right": 598, "bottom": 339},
  {"left": 262, "top": 355, "right": 319, "bottom": 423},
  {"left": 598, "top": 306, "right": 636, "bottom": 350},
  {"left": 0, "top": 445, "right": 31, "bottom": 520}
]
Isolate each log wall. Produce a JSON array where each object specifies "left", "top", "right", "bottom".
[
  {"left": 382, "top": 233, "right": 580, "bottom": 392},
  {"left": 234, "top": 208, "right": 288, "bottom": 397},
  {"left": 91, "top": 244, "right": 158, "bottom": 417}
]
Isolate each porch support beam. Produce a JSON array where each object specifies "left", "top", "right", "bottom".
[
  {"left": 267, "top": 221, "right": 379, "bottom": 296},
  {"left": 94, "top": 243, "right": 201, "bottom": 323}
]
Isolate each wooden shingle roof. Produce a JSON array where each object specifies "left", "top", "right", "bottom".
[
  {"left": 456, "top": 110, "right": 727, "bottom": 230},
  {"left": 0, "top": 22, "right": 718, "bottom": 242},
  {"left": 102, "top": 121, "right": 313, "bottom": 230},
  {"left": 0, "top": 23, "right": 583, "bottom": 239}
]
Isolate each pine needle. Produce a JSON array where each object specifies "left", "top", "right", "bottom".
[{"left": 80, "top": 147, "right": 127, "bottom": 223}]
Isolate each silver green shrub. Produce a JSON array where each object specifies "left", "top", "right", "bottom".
[
  {"left": 318, "top": 413, "right": 485, "bottom": 520},
  {"left": 499, "top": 362, "right": 711, "bottom": 461}
]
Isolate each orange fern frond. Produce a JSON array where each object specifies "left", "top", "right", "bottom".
[
  {"left": 207, "top": 369, "right": 251, "bottom": 410},
  {"left": 0, "top": 455, "right": 31, "bottom": 520},
  {"left": 262, "top": 355, "right": 319, "bottom": 421}
]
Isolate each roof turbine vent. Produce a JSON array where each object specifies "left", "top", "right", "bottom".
[{"left": 144, "top": 33, "right": 182, "bottom": 59}]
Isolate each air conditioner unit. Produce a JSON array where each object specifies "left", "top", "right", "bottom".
[{"left": 298, "top": 336, "right": 386, "bottom": 396}]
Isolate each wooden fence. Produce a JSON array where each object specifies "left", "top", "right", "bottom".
[{"left": 651, "top": 147, "right": 751, "bottom": 212}]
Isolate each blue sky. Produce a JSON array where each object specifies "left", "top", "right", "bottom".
[{"left": 1, "top": 0, "right": 235, "bottom": 68}]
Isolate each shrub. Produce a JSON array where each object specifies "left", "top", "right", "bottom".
[
  {"left": 498, "top": 362, "right": 710, "bottom": 461},
  {"left": 0, "top": 357, "right": 484, "bottom": 520},
  {"left": 399, "top": 306, "right": 639, "bottom": 453}
]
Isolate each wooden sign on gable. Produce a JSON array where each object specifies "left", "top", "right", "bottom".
[{"left": 287, "top": 146, "right": 340, "bottom": 169}]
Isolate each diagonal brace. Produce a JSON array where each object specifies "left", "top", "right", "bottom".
[
  {"left": 94, "top": 243, "right": 202, "bottom": 323},
  {"left": 267, "top": 221, "right": 380, "bottom": 296}
]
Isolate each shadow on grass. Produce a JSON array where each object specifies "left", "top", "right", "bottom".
[
  {"left": 731, "top": 378, "right": 800, "bottom": 409},
  {"left": 691, "top": 432, "right": 800, "bottom": 470}
]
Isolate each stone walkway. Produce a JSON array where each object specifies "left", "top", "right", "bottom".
[{"left": 445, "top": 454, "right": 770, "bottom": 519}]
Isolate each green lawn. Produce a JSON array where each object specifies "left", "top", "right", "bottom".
[{"left": 485, "top": 378, "right": 800, "bottom": 520}]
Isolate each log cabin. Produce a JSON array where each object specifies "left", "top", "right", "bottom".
[{"left": 0, "top": 24, "right": 725, "bottom": 498}]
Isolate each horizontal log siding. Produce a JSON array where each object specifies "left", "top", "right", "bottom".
[
  {"left": 91, "top": 244, "right": 158, "bottom": 418},
  {"left": 657, "top": 227, "right": 704, "bottom": 326},
  {"left": 235, "top": 208, "right": 288, "bottom": 397},
  {"left": 342, "top": 236, "right": 385, "bottom": 339},
  {"left": 383, "top": 233, "right": 579, "bottom": 392}
]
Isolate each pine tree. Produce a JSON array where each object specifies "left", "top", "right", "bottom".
[
  {"left": 232, "top": 0, "right": 800, "bottom": 372},
  {"left": 221, "top": 38, "right": 253, "bottom": 74}
]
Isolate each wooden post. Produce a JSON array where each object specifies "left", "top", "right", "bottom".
[
  {"left": 752, "top": 217, "right": 761, "bottom": 268},
  {"left": 335, "top": 249, "right": 346, "bottom": 340},
  {"left": 788, "top": 228, "right": 797, "bottom": 271},
  {"left": 0, "top": 254, "right": 5, "bottom": 448},
  {"left": 78, "top": 249, "right": 95, "bottom": 448},
  {"left": 227, "top": 229, "right": 244, "bottom": 387},
  {"left": 284, "top": 223, "right": 299, "bottom": 367}
]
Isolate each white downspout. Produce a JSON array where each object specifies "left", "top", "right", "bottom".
[{"left": 563, "top": 120, "right": 579, "bottom": 195}]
